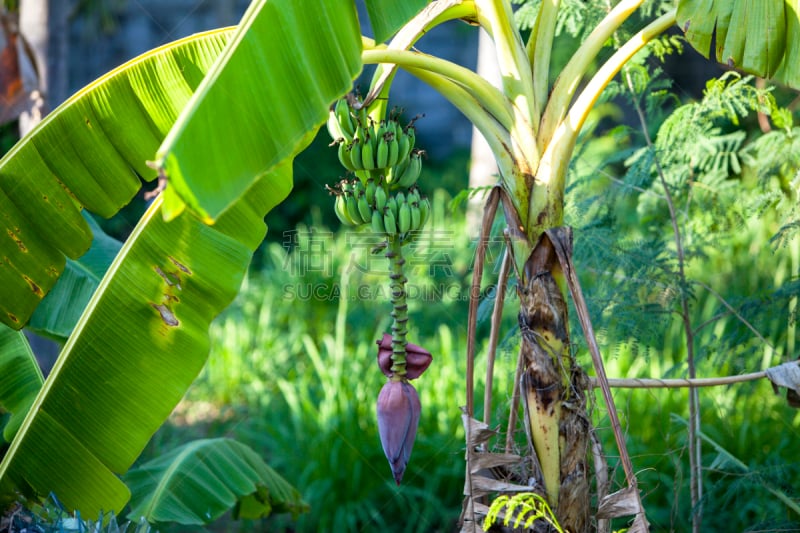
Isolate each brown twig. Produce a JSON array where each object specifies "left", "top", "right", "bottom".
[
  {"left": 592, "top": 371, "right": 766, "bottom": 389},
  {"left": 483, "top": 248, "right": 512, "bottom": 433},
  {"left": 624, "top": 67, "right": 702, "bottom": 532},
  {"left": 466, "top": 185, "right": 502, "bottom": 417}
]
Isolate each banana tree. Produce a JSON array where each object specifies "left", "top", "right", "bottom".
[{"left": 0, "top": 0, "right": 798, "bottom": 531}]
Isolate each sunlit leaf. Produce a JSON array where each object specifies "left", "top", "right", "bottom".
[
  {"left": 0, "top": 158, "right": 292, "bottom": 516},
  {"left": 0, "top": 29, "right": 235, "bottom": 330},
  {"left": 677, "top": 0, "right": 800, "bottom": 89},
  {"left": 158, "top": 0, "right": 363, "bottom": 222}
]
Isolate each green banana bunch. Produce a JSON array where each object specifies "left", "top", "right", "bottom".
[
  {"left": 330, "top": 179, "right": 377, "bottom": 227},
  {"left": 331, "top": 108, "right": 420, "bottom": 177}
]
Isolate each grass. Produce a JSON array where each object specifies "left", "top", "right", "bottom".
[{"left": 138, "top": 170, "right": 800, "bottom": 531}]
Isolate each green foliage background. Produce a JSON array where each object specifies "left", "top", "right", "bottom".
[
  {"left": 5, "top": 1, "right": 800, "bottom": 530},
  {"left": 140, "top": 55, "right": 800, "bottom": 528}
]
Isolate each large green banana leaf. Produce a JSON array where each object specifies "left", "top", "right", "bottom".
[
  {"left": 0, "top": 164, "right": 292, "bottom": 515},
  {"left": 0, "top": 326, "right": 43, "bottom": 442},
  {"left": 124, "top": 438, "right": 308, "bottom": 525},
  {"left": 677, "top": 0, "right": 800, "bottom": 90},
  {"left": 0, "top": 0, "right": 369, "bottom": 517},
  {"left": 156, "top": 0, "right": 364, "bottom": 222},
  {"left": 0, "top": 29, "right": 235, "bottom": 331}
]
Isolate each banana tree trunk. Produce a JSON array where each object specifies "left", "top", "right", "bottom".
[{"left": 518, "top": 235, "right": 590, "bottom": 532}]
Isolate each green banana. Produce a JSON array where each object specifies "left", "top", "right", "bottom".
[
  {"left": 376, "top": 134, "right": 389, "bottom": 169},
  {"left": 365, "top": 179, "right": 376, "bottom": 206},
  {"left": 418, "top": 197, "right": 431, "bottom": 227},
  {"left": 355, "top": 102, "right": 368, "bottom": 128},
  {"left": 328, "top": 99, "right": 355, "bottom": 143},
  {"left": 383, "top": 207, "right": 398, "bottom": 235},
  {"left": 327, "top": 110, "right": 346, "bottom": 143},
  {"left": 397, "top": 125, "right": 415, "bottom": 163},
  {"left": 374, "top": 185, "right": 388, "bottom": 212},
  {"left": 395, "top": 151, "right": 422, "bottom": 189},
  {"left": 410, "top": 201, "right": 421, "bottom": 231},
  {"left": 357, "top": 190, "right": 372, "bottom": 222},
  {"left": 396, "top": 132, "right": 411, "bottom": 167},
  {"left": 395, "top": 191, "right": 406, "bottom": 206},
  {"left": 346, "top": 191, "right": 363, "bottom": 225},
  {"left": 407, "top": 187, "right": 420, "bottom": 205},
  {"left": 387, "top": 132, "right": 399, "bottom": 168},
  {"left": 387, "top": 196, "right": 398, "bottom": 218},
  {"left": 387, "top": 153, "right": 409, "bottom": 187},
  {"left": 398, "top": 198, "right": 411, "bottom": 234},
  {"left": 350, "top": 138, "right": 363, "bottom": 172},
  {"left": 337, "top": 141, "right": 354, "bottom": 171},
  {"left": 335, "top": 99, "right": 355, "bottom": 139},
  {"left": 371, "top": 208, "right": 386, "bottom": 235},
  {"left": 335, "top": 195, "right": 356, "bottom": 226},
  {"left": 361, "top": 132, "right": 375, "bottom": 170}
]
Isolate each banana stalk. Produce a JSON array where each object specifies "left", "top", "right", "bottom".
[{"left": 385, "top": 236, "right": 409, "bottom": 378}]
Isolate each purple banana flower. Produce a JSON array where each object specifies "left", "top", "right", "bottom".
[
  {"left": 376, "top": 333, "right": 432, "bottom": 379},
  {"left": 376, "top": 380, "right": 421, "bottom": 485}
]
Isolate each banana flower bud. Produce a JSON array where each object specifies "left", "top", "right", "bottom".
[
  {"left": 376, "top": 333, "right": 432, "bottom": 379},
  {"left": 376, "top": 380, "right": 421, "bottom": 485}
]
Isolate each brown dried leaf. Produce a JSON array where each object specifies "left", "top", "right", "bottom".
[
  {"left": 461, "top": 410, "right": 497, "bottom": 448},
  {"left": 765, "top": 361, "right": 800, "bottom": 408},
  {"left": 469, "top": 452, "right": 523, "bottom": 473},
  {"left": 628, "top": 512, "right": 651, "bottom": 533},
  {"left": 0, "top": 12, "right": 39, "bottom": 125},
  {"left": 472, "top": 474, "right": 534, "bottom": 493},
  {"left": 597, "top": 486, "right": 642, "bottom": 519}
]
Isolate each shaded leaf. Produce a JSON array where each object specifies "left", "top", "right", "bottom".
[
  {"left": 125, "top": 438, "right": 308, "bottom": 525},
  {"left": 27, "top": 214, "right": 122, "bottom": 341},
  {"left": 0, "top": 325, "right": 43, "bottom": 442}
]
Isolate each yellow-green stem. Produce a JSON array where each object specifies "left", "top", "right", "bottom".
[
  {"left": 475, "top": 0, "right": 538, "bottom": 129},
  {"left": 361, "top": 48, "right": 515, "bottom": 130},
  {"left": 529, "top": 0, "right": 561, "bottom": 116},
  {"left": 530, "top": 9, "right": 676, "bottom": 236},
  {"left": 538, "top": 0, "right": 646, "bottom": 150}
]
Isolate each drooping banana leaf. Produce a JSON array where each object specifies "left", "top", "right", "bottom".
[
  {"left": 677, "top": 0, "right": 800, "bottom": 90},
  {"left": 0, "top": 1, "right": 368, "bottom": 516},
  {"left": 0, "top": 157, "right": 292, "bottom": 515},
  {"left": 157, "top": 0, "right": 363, "bottom": 222},
  {"left": 0, "top": 28, "right": 235, "bottom": 331},
  {"left": 0, "top": 325, "right": 43, "bottom": 442},
  {"left": 124, "top": 438, "right": 308, "bottom": 525},
  {"left": 27, "top": 213, "right": 122, "bottom": 342},
  {"left": 365, "top": 0, "right": 431, "bottom": 43}
]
